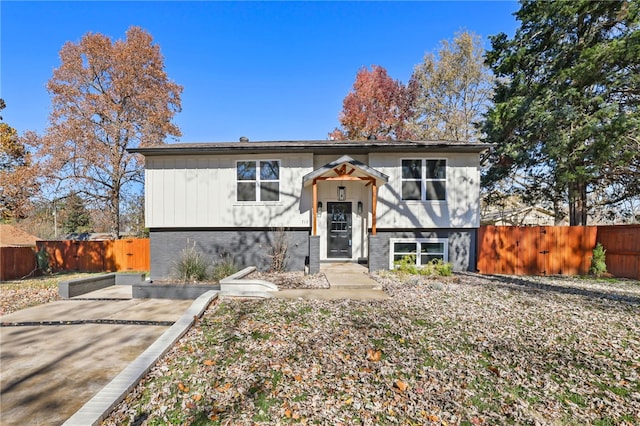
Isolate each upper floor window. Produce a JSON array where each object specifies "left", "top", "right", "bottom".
[
  {"left": 401, "top": 159, "right": 446, "bottom": 201},
  {"left": 236, "top": 160, "right": 280, "bottom": 202}
]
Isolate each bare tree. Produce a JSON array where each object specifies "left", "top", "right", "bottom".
[
  {"left": 34, "top": 26, "right": 182, "bottom": 237},
  {"left": 410, "top": 31, "right": 493, "bottom": 142}
]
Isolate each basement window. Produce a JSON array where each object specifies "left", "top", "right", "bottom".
[{"left": 389, "top": 238, "right": 448, "bottom": 269}]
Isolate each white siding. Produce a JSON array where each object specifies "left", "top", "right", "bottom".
[
  {"left": 145, "top": 150, "right": 481, "bottom": 231},
  {"left": 145, "top": 154, "right": 313, "bottom": 228},
  {"left": 370, "top": 152, "right": 480, "bottom": 229}
]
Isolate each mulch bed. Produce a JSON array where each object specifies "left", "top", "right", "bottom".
[{"left": 249, "top": 271, "right": 330, "bottom": 289}]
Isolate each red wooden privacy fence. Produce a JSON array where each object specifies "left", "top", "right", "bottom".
[
  {"left": 0, "top": 246, "right": 40, "bottom": 281},
  {"left": 477, "top": 225, "right": 640, "bottom": 279},
  {"left": 38, "top": 239, "right": 150, "bottom": 273},
  {"left": 596, "top": 225, "right": 640, "bottom": 280},
  {"left": 0, "top": 239, "right": 150, "bottom": 281}
]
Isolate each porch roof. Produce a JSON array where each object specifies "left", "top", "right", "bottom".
[{"left": 302, "top": 155, "right": 389, "bottom": 187}]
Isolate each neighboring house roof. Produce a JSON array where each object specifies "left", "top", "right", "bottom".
[
  {"left": 0, "top": 224, "right": 39, "bottom": 247},
  {"left": 303, "top": 155, "right": 389, "bottom": 187},
  {"left": 65, "top": 232, "right": 114, "bottom": 241},
  {"left": 482, "top": 206, "right": 557, "bottom": 226},
  {"left": 129, "top": 140, "right": 492, "bottom": 156}
]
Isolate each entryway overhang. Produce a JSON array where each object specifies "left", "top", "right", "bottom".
[{"left": 302, "top": 155, "right": 389, "bottom": 236}]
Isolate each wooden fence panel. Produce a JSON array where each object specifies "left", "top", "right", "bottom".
[
  {"left": 0, "top": 247, "right": 37, "bottom": 281},
  {"left": 38, "top": 241, "right": 74, "bottom": 272},
  {"left": 113, "top": 239, "right": 150, "bottom": 271},
  {"left": 477, "top": 226, "right": 597, "bottom": 276},
  {"left": 35, "top": 239, "right": 149, "bottom": 274},
  {"left": 596, "top": 225, "right": 640, "bottom": 280}
]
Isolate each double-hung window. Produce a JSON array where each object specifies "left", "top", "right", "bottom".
[
  {"left": 236, "top": 160, "right": 280, "bottom": 202},
  {"left": 401, "top": 159, "right": 446, "bottom": 201},
  {"left": 390, "top": 238, "right": 448, "bottom": 268}
]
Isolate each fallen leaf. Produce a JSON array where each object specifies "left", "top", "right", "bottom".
[
  {"left": 203, "top": 359, "right": 215, "bottom": 366},
  {"left": 394, "top": 380, "right": 408, "bottom": 392},
  {"left": 192, "top": 393, "right": 202, "bottom": 401},
  {"left": 367, "top": 348, "right": 382, "bottom": 362},
  {"left": 216, "top": 383, "right": 232, "bottom": 392}
]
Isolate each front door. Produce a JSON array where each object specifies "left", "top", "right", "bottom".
[{"left": 327, "top": 202, "right": 352, "bottom": 258}]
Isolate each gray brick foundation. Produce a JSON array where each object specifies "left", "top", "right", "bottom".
[
  {"left": 308, "top": 236, "right": 320, "bottom": 274},
  {"left": 149, "top": 229, "right": 309, "bottom": 281},
  {"left": 368, "top": 229, "right": 478, "bottom": 272},
  {"left": 368, "top": 235, "right": 387, "bottom": 272}
]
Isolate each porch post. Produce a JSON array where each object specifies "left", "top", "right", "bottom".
[
  {"left": 312, "top": 179, "right": 318, "bottom": 236},
  {"left": 371, "top": 180, "right": 378, "bottom": 235}
]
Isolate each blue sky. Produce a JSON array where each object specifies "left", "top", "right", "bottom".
[{"left": 1, "top": 1, "right": 520, "bottom": 143}]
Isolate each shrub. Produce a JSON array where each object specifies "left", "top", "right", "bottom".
[
  {"left": 211, "top": 254, "right": 238, "bottom": 281},
  {"left": 173, "top": 242, "right": 210, "bottom": 282},
  {"left": 429, "top": 258, "right": 453, "bottom": 277},
  {"left": 393, "top": 255, "right": 453, "bottom": 277},
  {"left": 268, "top": 228, "right": 288, "bottom": 272},
  {"left": 589, "top": 243, "right": 607, "bottom": 278},
  {"left": 394, "top": 255, "right": 420, "bottom": 275}
]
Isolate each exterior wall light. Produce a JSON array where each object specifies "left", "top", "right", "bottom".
[
  {"left": 357, "top": 201, "right": 363, "bottom": 214},
  {"left": 337, "top": 186, "right": 346, "bottom": 201},
  {"left": 317, "top": 201, "right": 322, "bottom": 214}
]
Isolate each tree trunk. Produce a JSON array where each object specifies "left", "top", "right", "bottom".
[
  {"left": 553, "top": 196, "right": 564, "bottom": 225},
  {"left": 568, "top": 181, "right": 588, "bottom": 226},
  {"left": 110, "top": 189, "right": 120, "bottom": 239}
]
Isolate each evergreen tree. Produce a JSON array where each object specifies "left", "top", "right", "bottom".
[
  {"left": 483, "top": 0, "right": 640, "bottom": 225},
  {"left": 61, "top": 193, "right": 92, "bottom": 235}
]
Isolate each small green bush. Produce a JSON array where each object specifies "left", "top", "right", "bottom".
[
  {"left": 394, "top": 255, "right": 420, "bottom": 275},
  {"left": 393, "top": 255, "right": 453, "bottom": 277},
  {"left": 211, "top": 254, "right": 238, "bottom": 281},
  {"left": 429, "top": 258, "right": 453, "bottom": 277},
  {"left": 589, "top": 243, "right": 607, "bottom": 278},
  {"left": 173, "top": 242, "right": 210, "bottom": 282}
]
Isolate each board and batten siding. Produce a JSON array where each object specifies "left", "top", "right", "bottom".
[
  {"left": 370, "top": 152, "right": 481, "bottom": 229},
  {"left": 145, "top": 154, "right": 314, "bottom": 228}
]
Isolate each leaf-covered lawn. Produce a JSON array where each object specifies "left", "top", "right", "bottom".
[
  {"left": 0, "top": 273, "right": 95, "bottom": 315},
  {"left": 104, "top": 273, "right": 640, "bottom": 425}
]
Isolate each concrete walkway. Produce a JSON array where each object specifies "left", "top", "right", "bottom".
[
  {"left": 0, "top": 286, "right": 216, "bottom": 426},
  {"left": 275, "top": 263, "right": 389, "bottom": 300}
]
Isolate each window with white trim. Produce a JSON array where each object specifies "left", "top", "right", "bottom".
[
  {"left": 401, "top": 159, "right": 446, "bottom": 201},
  {"left": 236, "top": 160, "right": 280, "bottom": 202},
  {"left": 389, "top": 238, "right": 448, "bottom": 268}
]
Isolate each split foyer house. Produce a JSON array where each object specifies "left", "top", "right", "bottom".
[{"left": 129, "top": 140, "right": 490, "bottom": 281}]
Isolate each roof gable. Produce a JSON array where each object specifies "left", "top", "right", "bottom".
[{"left": 303, "top": 155, "right": 389, "bottom": 187}]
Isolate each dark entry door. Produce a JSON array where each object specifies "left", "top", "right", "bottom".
[{"left": 327, "top": 202, "right": 352, "bottom": 258}]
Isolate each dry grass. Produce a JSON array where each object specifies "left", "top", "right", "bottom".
[
  {"left": 103, "top": 273, "right": 640, "bottom": 425},
  {"left": 0, "top": 273, "right": 96, "bottom": 315}
]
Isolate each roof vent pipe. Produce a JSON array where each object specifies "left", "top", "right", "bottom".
[{"left": 239, "top": 136, "right": 249, "bottom": 142}]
